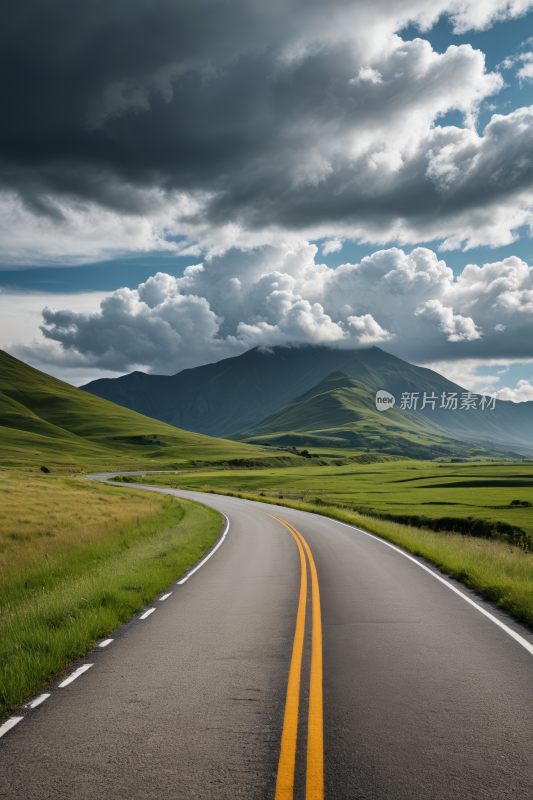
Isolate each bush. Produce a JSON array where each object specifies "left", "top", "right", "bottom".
[{"left": 346, "top": 504, "right": 533, "bottom": 552}]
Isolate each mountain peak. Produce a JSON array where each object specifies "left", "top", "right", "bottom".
[{"left": 80, "top": 344, "right": 533, "bottom": 450}]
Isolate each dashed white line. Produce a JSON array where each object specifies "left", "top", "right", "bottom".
[
  {"left": 23, "top": 693, "right": 50, "bottom": 709},
  {"left": 159, "top": 592, "right": 172, "bottom": 601},
  {"left": 139, "top": 608, "right": 156, "bottom": 619},
  {"left": 59, "top": 664, "right": 93, "bottom": 688},
  {"left": 0, "top": 717, "right": 23, "bottom": 738},
  {"left": 98, "top": 639, "right": 114, "bottom": 647},
  {"left": 177, "top": 513, "right": 230, "bottom": 584}
]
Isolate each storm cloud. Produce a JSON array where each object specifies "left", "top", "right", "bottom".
[{"left": 2, "top": 0, "right": 533, "bottom": 263}]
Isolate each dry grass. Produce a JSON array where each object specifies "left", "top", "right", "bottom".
[
  {"left": 0, "top": 471, "right": 164, "bottom": 572},
  {"left": 0, "top": 471, "right": 223, "bottom": 717}
]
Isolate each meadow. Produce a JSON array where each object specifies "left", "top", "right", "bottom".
[
  {"left": 133, "top": 460, "right": 533, "bottom": 541},
  {"left": 0, "top": 471, "right": 222, "bottom": 718}
]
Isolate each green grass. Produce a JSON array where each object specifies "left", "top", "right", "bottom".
[
  {"left": 0, "top": 481, "right": 222, "bottom": 718},
  {"left": 0, "top": 349, "right": 310, "bottom": 473},
  {"left": 231, "top": 371, "right": 520, "bottom": 460}
]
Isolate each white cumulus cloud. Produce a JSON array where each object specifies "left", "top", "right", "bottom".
[
  {"left": 6, "top": 243, "right": 533, "bottom": 381},
  {"left": 498, "top": 379, "right": 533, "bottom": 401}
]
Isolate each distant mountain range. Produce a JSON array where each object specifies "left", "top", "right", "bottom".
[
  {"left": 81, "top": 345, "right": 533, "bottom": 454},
  {"left": 230, "top": 371, "right": 518, "bottom": 460}
]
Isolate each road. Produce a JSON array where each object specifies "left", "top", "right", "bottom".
[{"left": 1, "top": 483, "right": 533, "bottom": 799}]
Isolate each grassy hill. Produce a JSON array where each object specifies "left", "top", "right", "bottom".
[
  {"left": 0, "top": 350, "right": 300, "bottom": 472},
  {"left": 230, "top": 372, "right": 520, "bottom": 461},
  {"left": 81, "top": 345, "right": 533, "bottom": 452}
]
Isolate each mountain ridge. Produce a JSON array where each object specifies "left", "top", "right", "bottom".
[
  {"left": 229, "top": 371, "right": 520, "bottom": 460},
  {"left": 81, "top": 345, "right": 533, "bottom": 451}
]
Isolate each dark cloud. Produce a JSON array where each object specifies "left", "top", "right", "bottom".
[{"left": 0, "top": 0, "right": 532, "bottom": 263}]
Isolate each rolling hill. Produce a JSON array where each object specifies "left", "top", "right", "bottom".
[
  {"left": 81, "top": 345, "right": 533, "bottom": 452},
  {"left": 0, "top": 350, "right": 297, "bottom": 472},
  {"left": 230, "top": 372, "right": 520, "bottom": 460}
]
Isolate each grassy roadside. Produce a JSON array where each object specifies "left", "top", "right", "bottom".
[
  {"left": 0, "top": 476, "right": 222, "bottom": 718},
  {"left": 144, "top": 480, "right": 533, "bottom": 630}
]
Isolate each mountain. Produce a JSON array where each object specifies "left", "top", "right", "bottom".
[
  {"left": 81, "top": 345, "right": 533, "bottom": 452},
  {"left": 0, "top": 350, "right": 290, "bottom": 471},
  {"left": 230, "top": 371, "right": 519, "bottom": 460}
]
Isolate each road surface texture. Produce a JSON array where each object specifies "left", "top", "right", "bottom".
[{"left": 1, "top": 480, "right": 532, "bottom": 799}]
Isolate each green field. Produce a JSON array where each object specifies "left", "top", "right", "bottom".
[
  {"left": 133, "top": 460, "right": 533, "bottom": 548},
  {"left": 0, "top": 472, "right": 222, "bottom": 717}
]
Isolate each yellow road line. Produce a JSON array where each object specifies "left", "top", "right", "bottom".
[
  {"left": 274, "top": 520, "right": 307, "bottom": 800},
  {"left": 256, "top": 509, "right": 324, "bottom": 800},
  {"left": 292, "top": 524, "right": 324, "bottom": 800}
]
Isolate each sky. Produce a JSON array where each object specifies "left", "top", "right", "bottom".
[{"left": 2, "top": 0, "right": 533, "bottom": 399}]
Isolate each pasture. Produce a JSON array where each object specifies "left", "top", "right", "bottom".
[{"left": 135, "top": 460, "right": 533, "bottom": 542}]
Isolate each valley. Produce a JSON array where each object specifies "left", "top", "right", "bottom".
[{"left": 2, "top": 343, "right": 533, "bottom": 728}]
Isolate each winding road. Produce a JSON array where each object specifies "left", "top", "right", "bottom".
[{"left": 1, "top": 480, "right": 533, "bottom": 799}]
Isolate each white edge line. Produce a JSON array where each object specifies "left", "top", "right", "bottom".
[
  {"left": 0, "top": 717, "right": 23, "bottom": 738},
  {"left": 159, "top": 592, "right": 172, "bottom": 601},
  {"left": 58, "top": 664, "right": 93, "bottom": 688},
  {"left": 98, "top": 639, "right": 114, "bottom": 647},
  {"left": 325, "top": 516, "right": 533, "bottom": 658},
  {"left": 177, "top": 513, "right": 230, "bottom": 584},
  {"left": 139, "top": 607, "right": 156, "bottom": 619},
  {"left": 24, "top": 693, "right": 50, "bottom": 709}
]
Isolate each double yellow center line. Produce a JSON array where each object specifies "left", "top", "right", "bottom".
[{"left": 261, "top": 512, "right": 324, "bottom": 800}]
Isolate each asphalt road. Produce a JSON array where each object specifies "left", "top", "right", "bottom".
[{"left": 1, "top": 484, "right": 533, "bottom": 799}]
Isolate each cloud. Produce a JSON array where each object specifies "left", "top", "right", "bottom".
[
  {"left": 0, "top": 189, "right": 205, "bottom": 266},
  {"left": 7, "top": 243, "right": 533, "bottom": 380},
  {"left": 497, "top": 379, "right": 533, "bottom": 400},
  {"left": 1, "top": 1, "right": 533, "bottom": 263},
  {"left": 351, "top": 67, "right": 384, "bottom": 85},
  {"left": 0, "top": 289, "right": 125, "bottom": 384},
  {"left": 322, "top": 239, "right": 343, "bottom": 255},
  {"left": 418, "top": 356, "right": 533, "bottom": 390},
  {"left": 517, "top": 53, "right": 533, "bottom": 83},
  {"left": 414, "top": 299, "right": 482, "bottom": 341}
]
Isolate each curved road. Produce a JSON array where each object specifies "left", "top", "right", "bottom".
[{"left": 1, "top": 483, "right": 533, "bottom": 799}]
